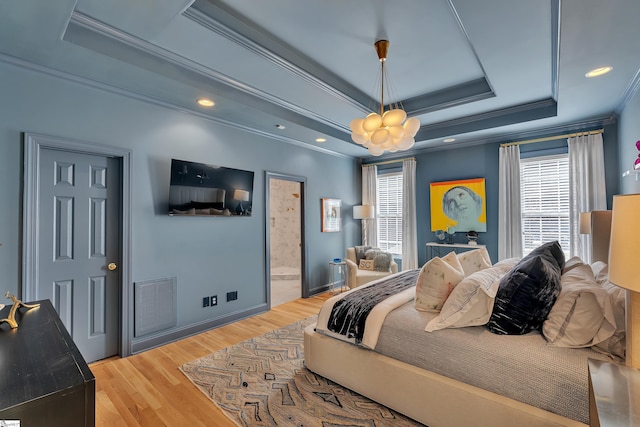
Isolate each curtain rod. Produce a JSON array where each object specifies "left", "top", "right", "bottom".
[
  {"left": 500, "top": 129, "right": 604, "bottom": 147},
  {"left": 362, "top": 156, "right": 415, "bottom": 167}
]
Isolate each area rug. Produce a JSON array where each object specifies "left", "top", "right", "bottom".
[{"left": 179, "top": 316, "right": 424, "bottom": 426}]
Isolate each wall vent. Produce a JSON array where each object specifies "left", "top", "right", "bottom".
[{"left": 134, "top": 276, "right": 177, "bottom": 338}]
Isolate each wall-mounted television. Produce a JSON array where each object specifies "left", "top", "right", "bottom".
[{"left": 168, "top": 159, "right": 254, "bottom": 216}]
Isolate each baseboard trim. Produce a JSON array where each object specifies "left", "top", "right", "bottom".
[{"left": 130, "top": 303, "right": 268, "bottom": 354}]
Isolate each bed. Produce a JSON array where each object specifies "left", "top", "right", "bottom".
[{"left": 304, "top": 212, "right": 624, "bottom": 426}]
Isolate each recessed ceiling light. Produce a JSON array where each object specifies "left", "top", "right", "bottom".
[
  {"left": 443, "top": 138, "right": 456, "bottom": 143},
  {"left": 275, "top": 124, "right": 286, "bottom": 130},
  {"left": 315, "top": 138, "right": 326, "bottom": 143},
  {"left": 585, "top": 66, "right": 613, "bottom": 78},
  {"left": 196, "top": 98, "right": 215, "bottom": 107}
]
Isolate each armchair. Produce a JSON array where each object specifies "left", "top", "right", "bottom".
[{"left": 345, "top": 246, "right": 398, "bottom": 289}]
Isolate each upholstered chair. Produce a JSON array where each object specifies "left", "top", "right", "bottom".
[{"left": 345, "top": 247, "right": 398, "bottom": 289}]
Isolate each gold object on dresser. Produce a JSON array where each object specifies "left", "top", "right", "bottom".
[{"left": 0, "top": 291, "right": 40, "bottom": 329}]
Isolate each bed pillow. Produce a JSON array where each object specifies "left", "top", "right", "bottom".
[
  {"left": 562, "top": 256, "right": 585, "bottom": 274},
  {"left": 543, "top": 263, "right": 613, "bottom": 347},
  {"left": 415, "top": 252, "right": 465, "bottom": 313},
  {"left": 487, "top": 241, "right": 564, "bottom": 335},
  {"left": 456, "top": 247, "right": 492, "bottom": 276},
  {"left": 591, "top": 264, "right": 626, "bottom": 360},
  {"left": 425, "top": 258, "right": 518, "bottom": 331}
]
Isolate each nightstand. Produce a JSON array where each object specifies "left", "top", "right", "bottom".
[
  {"left": 329, "top": 260, "right": 347, "bottom": 293},
  {"left": 588, "top": 358, "right": 640, "bottom": 426}
]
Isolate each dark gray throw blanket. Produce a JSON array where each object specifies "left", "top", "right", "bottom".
[{"left": 327, "top": 270, "right": 420, "bottom": 344}]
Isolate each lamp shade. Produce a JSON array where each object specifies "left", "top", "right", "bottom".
[
  {"left": 579, "top": 212, "right": 592, "bottom": 234},
  {"left": 353, "top": 205, "right": 375, "bottom": 219},
  {"left": 608, "top": 194, "right": 640, "bottom": 291},
  {"left": 233, "top": 189, "right": 250, "bottom": 201}
]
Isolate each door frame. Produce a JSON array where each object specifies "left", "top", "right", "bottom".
[
  {"left": 22, "top": 132, "right": 133, "bottom": 357},
  {"left": 264, "top": 171, "right": 308, "bottom": 307}
]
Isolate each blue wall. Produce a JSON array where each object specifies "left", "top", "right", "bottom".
[
  {"left": 0, "top": 60, "right": 360, "bottom": 351},
  {"left": 619, "top": 87, "right": 640, "bottom": 194},
  {"left": 411, "top": 124, "right": 620, "bottom": 265},
  {"left": 0, "top": 55, "right": 626, "bottom": 353}
]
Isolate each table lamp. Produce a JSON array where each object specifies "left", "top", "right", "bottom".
[
  {"left": 233, "top": 189, "right": 250, "bottom": 215},
  {"left": 579, "top": 212, "right": 592, "bottom": 234},
  {"left": 353, "top": 205, "right": 375, "bottom": 246},
  {"left": 608, "top": 194, "right": 640, "bottom": 368}
]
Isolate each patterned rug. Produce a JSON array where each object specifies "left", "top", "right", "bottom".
[{"left": 179, "top": 316, "right": 424, "bottom": 426}]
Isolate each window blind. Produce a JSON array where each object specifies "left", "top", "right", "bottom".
[
  {"left": 377, "top": 172, "right": 403, "bottom": 255},
  {"left": 520, "top": 154, "right": 570, "bottom": 257}
]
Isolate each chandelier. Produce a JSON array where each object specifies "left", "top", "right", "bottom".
[{"left": 350, "top": 40, "right": 420, "bottom": 156}]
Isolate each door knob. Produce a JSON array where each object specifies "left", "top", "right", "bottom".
[{"left": 108, "top": 262, "right": 117, "bottom": 271}]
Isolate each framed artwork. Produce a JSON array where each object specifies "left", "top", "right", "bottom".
[
  {"left": 430, "top": 178, "right": 487, "bottom": 233},
  {"left": 321, "top": 198, "right": 342, "bottom": 232}
]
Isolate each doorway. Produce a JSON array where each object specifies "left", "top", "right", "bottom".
[
  {"left": 22, "top": 133, "right": 132, "bottom": 362},
  {"left": 265, "top": 172, "right": 307, "bottom": 307}
]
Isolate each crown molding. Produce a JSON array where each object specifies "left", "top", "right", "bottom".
[
  {"left": 184, "top": 2, "right": 370, "bottom": 113},
  {"left": 550, "top": 0, "right": 561, "bottom": 100},
  {"left": 615, "top": 66, "right": 640, "bottom": 115},
  {"left": 402, "top": 78, "right": 494, "bottom": 116},
  {"left": 65, "top": 12, "right": 350, "bottom": 137},
  {"left": 186, "top": 0, "right": 498, "bottom": 119},
  {"left": 416, "top": 98, "right": 557, "bottom": 141},
  {"left": 0, "top": 51, "right": 352, "bottom": 159}
]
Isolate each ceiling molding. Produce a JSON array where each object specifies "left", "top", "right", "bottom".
[
  {"left": 550, "top": 0, "right": 561, "bottom": 100},
  {"left": 615, "top": 66, "right": 640, "bottom": 115},
  {"left": 416, "top": 98, "right": 558, "bottom": 140},
  {"left": 402, "top": 78, "right": 494, "bottom": 116},
  {"left": 363, "top": 114, "right": 617, "bottom": 159},
  {"left": 0, "top": 51, "right": 353, "bottom": 159},
  {"left": 184, "top": 2, "right": 370, "bottom": 113},
  {"left": 445, "top": 0, "right": 496, "bottom": 94},
  {"left": 187, "top": 0, "right": 497, "bottom": 121},
  {"left": 63, "top": 12, "right": 352, "bottom": 138}
]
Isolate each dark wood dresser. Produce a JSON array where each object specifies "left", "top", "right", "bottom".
[{"left": 0, "top": 299, "right": 95, "bottom": 426}]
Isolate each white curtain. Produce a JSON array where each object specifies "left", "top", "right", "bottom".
[
  {"left": 498, "top": 145, "right": 523, "bottom": 260},
  {"left": 362, "top": 164, "right": 378, "bottom": 247},
  {"left": 568, "top": 133, "right": 607, "bottom": 262},
  {"left": 402, "top": 158, "right": 418, "bottom": 270}
]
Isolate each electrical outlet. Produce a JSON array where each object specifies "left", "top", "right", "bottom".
[
  {"left": 202, "top": 296, "right": 210, "bottom": 307},
  {"left": 226, "top": 291, "right": 238, "bottom": 302},
  {"left": 210, "top": 295, "right": 217, "bottom": 306}
]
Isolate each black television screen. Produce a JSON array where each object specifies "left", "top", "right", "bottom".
[{"left": 168, "top": 159, "right": 254, "bottom": 216}]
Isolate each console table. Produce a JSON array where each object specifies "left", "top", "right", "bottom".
[
  {"left": 0, "top": 299, "right": 95, "bottom": 426},
  {"left": 426, "top": 242, "right": 485, "bottom": 259}
]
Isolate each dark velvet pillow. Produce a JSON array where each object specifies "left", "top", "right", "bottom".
[{"left": 486, "top": 241, "right": 564, "bottom": 335}]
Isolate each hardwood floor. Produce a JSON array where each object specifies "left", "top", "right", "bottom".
[{"left": 90, "top": 293, "right": 331, "bottom": 427}]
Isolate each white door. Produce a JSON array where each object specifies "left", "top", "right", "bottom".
[{"left": 36, "top": 148, "right": 121, "bottom": 362}]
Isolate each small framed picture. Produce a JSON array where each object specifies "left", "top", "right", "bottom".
[{"left": 321, "top": 198, "right": 342, "bottom": 232}]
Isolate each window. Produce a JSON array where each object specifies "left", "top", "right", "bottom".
[
  {"left": 520, "top": 154, "right": 570, "bottom": 257},
  {"left": 377, "top": 172, "right": 403, "bottom": 255}
]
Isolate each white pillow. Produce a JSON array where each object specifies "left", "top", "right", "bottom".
[
  {"left": 425, "top": 258, "right": 518, "bottom": 331},
  {"left": 591, "top": 264, "right": 626, "bottom": 360},
  {"left": 415, "top": 251, "right": 465, "bottom": 313},
  {"left": 456, "top": 247, "right": 492, "bottom": 276},
  {"left": 562, "top": 256, "right": 585, "bottom": 274},
  {"left": 543, "top": 263, "right": 613, "bottom": 348}
]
